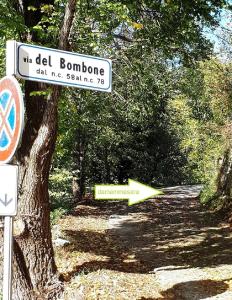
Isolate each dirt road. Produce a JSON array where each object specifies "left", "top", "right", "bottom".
[{"left": 57, "top": 185, "right": 232, "bottom": 299}]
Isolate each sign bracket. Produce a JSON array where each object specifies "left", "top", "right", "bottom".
[{"left": 6, "top": 41, "right": 16, "bottom": 76}]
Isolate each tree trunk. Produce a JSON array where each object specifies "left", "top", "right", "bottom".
[
  {"left": 103, "top": 148, "right": 111, "bottom": 183},
  {"left": 212, "top": 148, "right": 232, "bottom": 211},
  {"left": 9, "top": 1, "right": 77, "bottom": 299},
  {"left": 72, "top": 128, "right": 86, "bottom": 202},
  {"left": 13, "top": 84, "right": 62, "bottom": 300}
]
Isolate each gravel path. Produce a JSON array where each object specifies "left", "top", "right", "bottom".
[
  {"left": 59, "top": 185, "right": 232, "bottom": 299},
  {"left": 107, "top": 185, "right": 232, "bottom": 299}
]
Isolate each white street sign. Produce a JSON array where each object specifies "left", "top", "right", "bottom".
[
  {"left": 7, "top": 40, "right": 112, "bottom": 92},
  {"left": 0, "top": 165, "right": 18, "bottom": 216}
]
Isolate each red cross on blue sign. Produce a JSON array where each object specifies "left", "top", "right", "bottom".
[
  {"left": 0, "top": 76, "right": 24, "bottom": 164},
  {"left": 0, "top": 90, "right": 16, "bottom": 150}
]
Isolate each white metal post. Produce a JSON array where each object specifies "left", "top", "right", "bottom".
[
  {"left": 3, "top": 216, "right": 13, "bottom": 300},
  {"left": 3, "top": 40, "right": 18, "bottom": 300}
]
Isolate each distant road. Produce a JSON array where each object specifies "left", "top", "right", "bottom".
[{"left": 161, "top": 184, "right": 203, "bottom": 199}]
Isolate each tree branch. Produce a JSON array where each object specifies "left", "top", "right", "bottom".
[
  {"left": 113, "top": 34, "right": 133, "bottom": 42},
  {"left": 59, "top": 0, "right": 77, "bottom": 50}
]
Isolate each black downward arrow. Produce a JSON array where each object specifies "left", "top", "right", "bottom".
[{"left": 0, "top": 194, "right": 13, "bottom": 206}]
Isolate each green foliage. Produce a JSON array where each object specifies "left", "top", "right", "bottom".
[
  {"left": 49, "top": 168, "right": 73, "bottom": 211},
  {"left": 0, "top": 1, "right": 25, "bottom": 77},
  {"left": 53, "top": 0, "right": 231, "bottom": 194},
  {"left": 0, "top": 0, "right": 230, "bottom": 208},
  {"left": 50, "top": 207, "right": 68, "bottom": 225},
  {"left": 31, "top": 2, "right": 63, "bottom": 45},
  {"left": 55, "top": 49, "right": 192, "bottom": 187},
  {"left": 0, "top": 1, "right": 25, "bottom": 36},
  {"left": 30, "top": 89, "right": 52, "bottom": 97},
  {"left": 168, "top": 59, "right": 232, "bottom": 205},
  {"left": 168, "top": 94, "right": 221, "bottom": 183},
  {"left": 200, "top": 180, "right": 218, "bottom": 206}
]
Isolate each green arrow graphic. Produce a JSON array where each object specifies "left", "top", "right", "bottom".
[{"left": 94, "top": 179, "right": 163, "bottom": 206}]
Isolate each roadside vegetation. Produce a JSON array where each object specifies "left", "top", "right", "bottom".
[{"left": 1, "top": 0, "right": 232, "bottom": 299}]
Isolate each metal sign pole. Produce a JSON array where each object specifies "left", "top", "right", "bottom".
[
  {"left": 3, "top": 216, "right": 13, "bottom": 300},
  {"left": 1, "top": 44, "right": 25, "bottom": 300},
  {"left": 2, "top": 52, "right": 23, "bottom": 298}
]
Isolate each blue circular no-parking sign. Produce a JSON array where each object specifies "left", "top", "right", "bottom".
[{"left": 0, "top": 76, "right": 24, "bottom": 164}]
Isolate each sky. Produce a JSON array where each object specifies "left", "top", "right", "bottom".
[{"left": 204, "top": 4, "right": 232, "bottom": 61}]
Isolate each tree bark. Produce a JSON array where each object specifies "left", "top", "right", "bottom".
[
  {"left": 14, "top": 85, "right": 62, "bottom": 300},
  {"left": 10, "top": 1, "right": 77, "bottom": 299},
  {"left": 214, "top": 148, "right": 232, "bottom": 210},
  {"left": 72, "top": 128, "right": 86, "bottom": 202}
]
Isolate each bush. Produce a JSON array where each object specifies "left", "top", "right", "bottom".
[{"left": 49, "top": 168, "right": 73, "bottom": 222}]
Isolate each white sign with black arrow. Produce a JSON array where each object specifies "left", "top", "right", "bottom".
[{"left": 0, "top": 165, "right": 18, "bottom": 216}]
